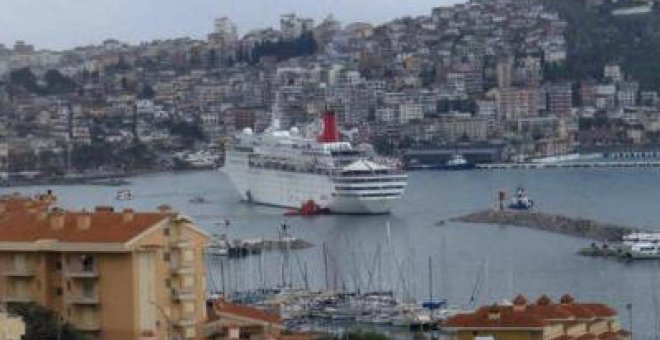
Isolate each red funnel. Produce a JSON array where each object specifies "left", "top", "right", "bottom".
[{"left": 318, "top": 111, "right": 339, "bottom": 143}]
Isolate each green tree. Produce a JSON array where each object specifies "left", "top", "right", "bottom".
[
  {"left": 7, "top": 302, "right": 90, "bottom": 340},
  {"left": 44, "top": 69, "right": 77, "bottom": 94},
  {"left": 137, "top": 83, "right": 155, "bottom": 99},
  {"left": 9, "top": 67, "right": 40, "bottom": 93}
]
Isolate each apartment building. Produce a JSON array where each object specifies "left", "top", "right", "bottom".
[
  {"left": 444, "top": 294, "right": 630, "bottom": 340},
  {"left": 0, "top": 199, "right": 209, "bottom": 340}
]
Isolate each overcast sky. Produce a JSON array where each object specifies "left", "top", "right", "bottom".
[{"left": 1, "top": 0, "right": 462, "bottom": 50}]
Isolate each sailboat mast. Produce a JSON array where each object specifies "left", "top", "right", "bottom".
[
  {"left": 429, "top": 256, "right": 433, "bottom": 303},
  {"left": 323, "top": 242, "right": 329, "bottom": 291}
]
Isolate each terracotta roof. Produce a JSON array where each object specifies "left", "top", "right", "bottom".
[
  {"left": 576, "top": 334, "right": 597, "bottom": 340},
  {"left": 0, "top": 209, "right": 171, "bottom": 243},
  {"left": 527, "top": 303, "right": 574, "bottom": 320},
  {"left": 579, "top": 303, "right": 617, "bottom": 318},
  {"left": 0, "top": 193, "right": 54, "bottom": 214},
  {"left": 445, "top": 305, "right": 548, "bottom": 328},
  {"left": 210, "top": 299, "right": 282, "bottom": 324},
  {"left": 560, "top": 304, "right": 597, "bottom": 319},
  {"left": 446, "top": 295, "right": 623, "bottom": 331}
]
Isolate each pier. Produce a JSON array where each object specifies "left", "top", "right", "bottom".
[
  {"left": 451, "top": 210, "right": 646, "bottom": 241},
  {"left": 206, "top": 234, "right": 314, "bottom": 257},
  {"left": 476, "top": 160, "right": 660, "bottom": 170}
]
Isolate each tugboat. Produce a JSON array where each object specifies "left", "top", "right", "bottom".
[{"left": 508, "top": 186, "right": 534, "bottom": 210}]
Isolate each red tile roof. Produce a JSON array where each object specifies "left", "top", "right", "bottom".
[
  {"left": 0, "top": 193, "right": 54, "bottom": 214},
  {"left": 0, "top": 209, "right": 171, "bottom": 243},
  {"left": 576, "top": 334, "right": 597, "bottom": 340},
  {"left": 579, "top": 304, "right": 617, "bottom": 318},
  {"left": 444, "top": 304, "right": 548, "bottom": 328},
  {"left": 552, "top": 336, "right": 575, "bottom": 340},
  {"left": 446, "top": 295, "right": 623, "bottom": 331},
  {"left": 210, "top": 299, "right": 282, "bottom": 325}
]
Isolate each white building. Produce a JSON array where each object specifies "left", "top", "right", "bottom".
[
  {"left": 214, "top": 17, "right": 238, "bottom": 44},
  {"left": 604, "top": 64, "right": 623, "bottom": 83},
  {"left": 280, "top": 14, "right": 314, "bottom": 40},
  {"left": 399, "top": 102, "right": 423, "bottom": 124}
]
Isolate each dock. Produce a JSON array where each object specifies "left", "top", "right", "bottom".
[
  {"left": 476, "top": 161, "right": 660, "bottom": 170},
  {"left": 206, "top": 234, "right": 314, "bottom": 257},
  {"left": 451, "top": 210, "right": 647, "bottom": 241}
]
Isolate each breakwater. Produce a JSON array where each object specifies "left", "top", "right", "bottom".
[{"left": 451, "top": 210, "right": 647, "bottom": 241}]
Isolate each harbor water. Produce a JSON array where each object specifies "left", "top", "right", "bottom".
[{"left": 7, "top": 168, "right": 660, "bottom": 337}]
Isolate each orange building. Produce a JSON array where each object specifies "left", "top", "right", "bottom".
[
  {"left": 0, "top": 200, "right": 209, "bottom": 340},
  {"left": 444, "top": 294, "right": 630, "bottom": 340},
  {"left": 203, "top": 299, "right": 319, "bottom": 340}
]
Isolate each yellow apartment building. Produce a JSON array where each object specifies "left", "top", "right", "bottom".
[{"left": 0, "top": 201, "right": 209, "bottom": 340}]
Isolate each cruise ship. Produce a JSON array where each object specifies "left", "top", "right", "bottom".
[{"left": 222, "top": 111, "right": 407, "bottom": 214}]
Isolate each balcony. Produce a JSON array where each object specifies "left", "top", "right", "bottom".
[
  {"left": 64, "top": 265, "right": 98, "bottom": 279},
  {"left": 169, "top": 260, "right": 194, "bottom": 275},
  {"left": 175, "top": 314, "right": 196, "bottom": 328},
  {"left": 75, "top": 320, "right": 101, "bottom": 332},
  {"left": 171, "top": 288, "right": 195, "bottom": 301},
  {"left": 4, "top": 294, "right": 33, "bottom": 303},
  {"left": 68, "top": 295, "right": 100, "bottom": 305},
  {"left": 0, "top": 267, "right": 36, "bottom": 278},
  {"left": 170, "top": 237, "right": 193, "bottom": 249}
]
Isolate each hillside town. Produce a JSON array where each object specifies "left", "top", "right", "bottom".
[{"left": 1, "top": 0, "right": 660, "bottom": 182}]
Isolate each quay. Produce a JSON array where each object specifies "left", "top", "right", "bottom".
[
  {"left": 476, "top": 160, "right": 660, "bottom": 170},
  {"left": 206, "top": 234, "right": 314, "bottom": 257},
  {"left": 451, "top": 210, "right": 646, "bottom": 241}
]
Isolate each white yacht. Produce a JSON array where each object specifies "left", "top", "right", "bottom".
[{"left": 621, "top": 232, "right": 660, "bottom": 258}]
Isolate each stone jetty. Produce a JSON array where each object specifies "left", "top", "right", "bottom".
[{"left": 451, "top": 210, "right": 647, "bottom": 241}]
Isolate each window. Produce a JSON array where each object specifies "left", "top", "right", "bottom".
[
  {"left": 163, "top": 252, "right": 171, "bottom": 262},
  {"left": 82, "top": 280, "right": 95, "bottom": 298},
  {"left": 56, "top": 287, "right": 63, "bottom": 296},
  {"left": 163, "top": 227, "right": 170, "bottom": 236},
  {"left": 81, "top": 255, "right": 95, "bottom": 272},
  {"left": 55, "top": 261, "right": 62, "bottom": 270}
]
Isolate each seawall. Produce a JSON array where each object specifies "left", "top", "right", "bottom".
[{"left": 451, "top": 210, "right": 647, "bottom": 241}]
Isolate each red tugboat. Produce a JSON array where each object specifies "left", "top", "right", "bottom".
[{"left": 284, "top": 200, "right": 331, "bottom": 216}]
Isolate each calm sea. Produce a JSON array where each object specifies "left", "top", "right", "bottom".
[{"left": 7, "top": 168, "right": 660, "bottom": 337}]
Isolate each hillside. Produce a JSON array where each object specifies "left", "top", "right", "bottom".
[{"left": 542, "top": 0, "right": 660, "bottom": 90}]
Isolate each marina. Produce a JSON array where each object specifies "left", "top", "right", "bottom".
[
  {"left": 476, "top": 160, "right": 660, "bottom": 169},
  {"left": 9, "top": 168, "right": 660, "bottom": 337}
]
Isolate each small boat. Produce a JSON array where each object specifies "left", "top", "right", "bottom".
[
  {"left": 284, "top": 200, "right": 331, "bottom": 216},
  {"left": 621, "top": 232, "right": 660, "bottom": 259},
  {"left": 115, "top": 189, "right": 133, "bottom": 201},
  {"left": 189, "top": 195, "right": 207, "bottom": 204},
  {"left": 508, "top": 186, "right": 534, "bottom": 210},
  {"left": 443, "top": 154, "right": 475, "bottom": 170}
]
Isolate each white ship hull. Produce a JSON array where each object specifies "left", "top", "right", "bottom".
[{"left": 222, "top": 153, "right": 404, "bottom": 214}]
